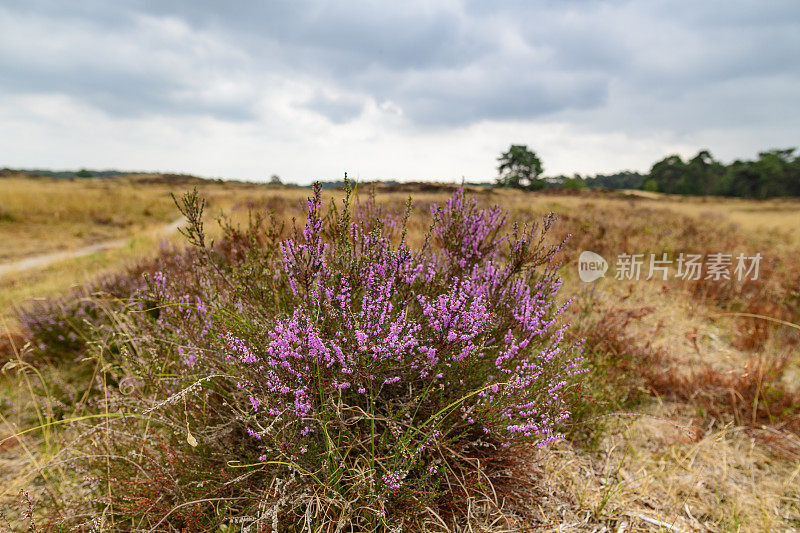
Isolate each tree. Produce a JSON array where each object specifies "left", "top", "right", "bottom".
[
  {"left": 725, "top": 160, "right": 761, "bottom": 198},
  {"left": 269, "top": 174, "right": 282, "bottom": 185},
  {"left": 648, "top": 155, "right": 685, "bottom": 194},
  {"left": 561, "top": 175, "right": 586, "bottom": 190},
  {"left": 584, "top": 171, "right": 646, "bottom": 190},
  {"left": 496, "top": 145, "right": 544, "bottom": 190},
  {"left": 754, "top": 149, "right": 796, "bottom": 198},
  {"left": 685, "top": 150, "right": 723, "bottom": 196},
  {"left": 76, "top": 168, "right": 93, "bottom": 178}
]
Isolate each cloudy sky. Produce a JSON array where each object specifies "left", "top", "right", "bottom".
[{"left": 1, "top": 1, "right": 798, "bottom": 183}]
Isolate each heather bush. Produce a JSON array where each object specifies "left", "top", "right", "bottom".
[
  {"left": 48, "top": 184, "right": 582, "bottom": 530},
  {"left": 17, "top": 244, "right": 196, "bottom": 362}
]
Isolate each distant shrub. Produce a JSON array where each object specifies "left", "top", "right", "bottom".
[
  {"left": 0, "top": 204, "right": 14, "bottom": 222},
  {"left": 47, "top": 185, "right": 582, "bottom": 530},
  {"left": 18, "top": 244, "right": 201, "bottom": 363},
  {"left": 561, "top": 177, "right": 587, "bottom": 190},
  {"left": 19, "top": 278, "right": 139, "bottom": 362}
]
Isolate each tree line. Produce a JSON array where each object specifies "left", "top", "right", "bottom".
[{"left": 497, "top": 145, "right": 800, "bottom": 198}]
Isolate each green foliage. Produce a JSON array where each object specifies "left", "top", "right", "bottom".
[
  {"left": 641, "top": 178, "right": 658, "bottom": 192},
  {"left": 496, "top": 144, "right": 544, "bottom": 190},
  {"left": 648, "top": 155, "right": 686, "bottom": 194},
  {"left": 644, "top": 148, "right": 800, "bottom": 198},
  {"left": 75, "top": 168, "right": 93, "bottom": 178},
  {"left": 546, "top": 147, "right": 799, "bottom": 198},
  {"left": 545, "top": 171, "right": 646, "bottom": 191},
  {"left": 561, "top": 176, "right": 587, "bottom": 190}
]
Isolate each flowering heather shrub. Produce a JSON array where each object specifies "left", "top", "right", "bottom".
[
  {"left": 57, "top": 185, "right": 582, "bottom": 530},
  {"left": 17, "top": 244, "right": 197, "bottom": 362},
  {"left": 19, "top": 273, "right": 145, "bottom": 361}
]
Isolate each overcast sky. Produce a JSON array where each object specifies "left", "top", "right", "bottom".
[{"left": 1, "top": 1, "right": 798, "bottom": 183}]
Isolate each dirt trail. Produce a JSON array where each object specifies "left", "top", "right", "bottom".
[{"left": 0, "top": 217, "right": 185, "bottom": 278}]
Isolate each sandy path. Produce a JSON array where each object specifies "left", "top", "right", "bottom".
[{"left": 0, "top": 217, "right": 185, "bottom": 278}]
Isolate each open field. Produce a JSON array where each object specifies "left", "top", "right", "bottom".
[
  {"left": 0, "top": 174, "right": 307, "bottom": 327},
  {"left": 1, "top": 175, "right": 799, "bottom": 531}
]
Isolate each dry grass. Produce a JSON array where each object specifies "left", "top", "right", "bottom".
[
  {"left": 1, "top": 178, "right": 799, "bottom": 530},
  {"left": 0, "top": 173, "right": 317, "bottom": 262},
  {"left": 0, "top": 175, "right": 175, "bottom": 262},
  {"left": 539, "top": 415, "right": 800, "bottom": 531},
  {"left": 0, "top": 175, "right": 313, "bottom": 331}
]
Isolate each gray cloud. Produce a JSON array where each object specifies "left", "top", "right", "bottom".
[
  {"left": 1, "top": 0, "right": 798, "bottom": 136},
  {"left": 303, "top": 92, "right": 366, "bottom": 124}
]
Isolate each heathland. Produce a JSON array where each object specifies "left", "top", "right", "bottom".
[{"left": 1, "top": 173, "right": 799, "bottom": 531}]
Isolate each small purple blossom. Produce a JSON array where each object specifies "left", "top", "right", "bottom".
[
  {"left": 382, "top": 470, "right": 404, "bottom": 490},
  {"left": 249, "top": 396, "right": 261, "bottom": 412}
]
